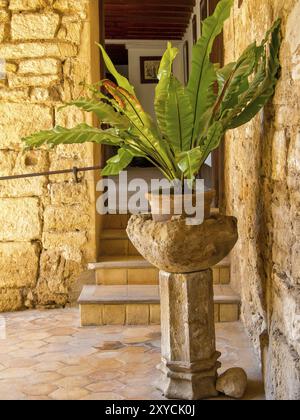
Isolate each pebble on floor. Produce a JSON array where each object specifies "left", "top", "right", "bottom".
[{"left": 0, "top": 308, "right": 265, "bottom": 400}]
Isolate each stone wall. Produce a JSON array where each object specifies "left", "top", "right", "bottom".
[
  {"left": 224, "top": 0, "right": 300, "bottom": 400},
  {"left": 0, "top": 0, "right": 99, "bottom": 311}
]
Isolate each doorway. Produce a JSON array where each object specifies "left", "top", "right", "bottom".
[{"left": 98, "top": 0, "right": 225, "bottom": 206}]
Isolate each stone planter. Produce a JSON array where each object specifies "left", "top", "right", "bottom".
[
  {"left": 127, "top": 213, "right": 239, "bottom": 400},
  {"left": 127, "top": 214, "right": 238, "bottom": 273},
  {"left": 145, "top": 189, "right": 215, "bottom": 222}
]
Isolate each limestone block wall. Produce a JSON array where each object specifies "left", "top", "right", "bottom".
[
  {"left": 223, "top": 0, "right": 300, "bottom": 400},
  {"left": 0, "top": 0, "right": 100, "bottom": 311}
]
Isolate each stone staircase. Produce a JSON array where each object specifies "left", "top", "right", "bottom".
[{"left": 79, "top": 214, "right": 240, "bottom": 326}]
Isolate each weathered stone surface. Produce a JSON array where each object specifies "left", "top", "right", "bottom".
[
  {"left": 11, "top": 12, "right": 60, "bottom": 40},
  {"left": 0, "top": 140, "right": 49, "bottom": 196},
  {"left": 58, "top": 16, "right": 82, "bottom": 44},
  {"left": 0, "top": 42, "right": 78, "bottom": 60},
  {"left": 36, "top": 249, "right": 83, "bottom": 307},
  {"left": 18, "top": 58, "right": 61, "bottom": 75},
  {"left": 44, "top": 205, "right": 90, "bottom": 232},
  {"left": 0, "top": 103, "right": 53, "bottom": 149},
  {"left": 0, "top": 23, "right": 5, "bottom": 42},
  {"left": 50, "top": 182, "right": 89, "bottom": 205},
  {"left": 0, "top": 87, "right": 29, "bottom": 101},
  {"left": 0, "top": 9, "right": 8, "bottom": 22},
  {"left": 127, "top": 214, "right": 238, "bottom": 273},
  {"left": 224, "top": 0, "right": 300, "bottom": 401},
  {"left": 0, "top": 177, "right": 47, "bottom": 198},
  {"left": 8, "top": 74, "right": 60, "bottom": 89},
  {"left": 30, "top": 87, "right": 50, "bottom": 102},
  {"left": 53, "top": 0, "right": 87, "bottom": 18},
  {"left": 0, "top": 150, "right": 17, "bottom": 175},
  {"left": 157, "top": 270, "right": 220, "bottom": 400},
  {"left": 0, "top": 242, "right": 40, "bottom": 288},
  {"left": 0, "top": 198, "right": 41, "bottom": 241},
  {"left": 49, "top": 155, "right": 88, "bottom": 182},
  {"left": 9, "top": 0, "right": 47, "bottom": 11},
  {"left": 0, "top": 0, "right": 98, "bottom": 310},
  {"left": 0, "top": 289, "right": 23, "bottom": 312},
  {"left": 42, "top": 231, "right": 87, "bottom": 262},
  {"left": 265, "top": 329, "right": 300, "bottom": 400},
  {"left": 216, "top": 368, "right": 248, "bottom": 399}
]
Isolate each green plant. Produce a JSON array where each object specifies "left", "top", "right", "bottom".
[{"left": 23, "top": 0, "right": 281, "bottom": 185}]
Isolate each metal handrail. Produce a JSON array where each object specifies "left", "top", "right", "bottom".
[{"left": 0, "top": 165, "right": 102, "bottom": 183}]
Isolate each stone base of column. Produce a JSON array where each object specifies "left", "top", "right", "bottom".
[
  {"left": 157, "top": 352, "right": 221, "bottom": 400},
  {"left": 157, "top": 269, "right": 221, "bottom": 400}
]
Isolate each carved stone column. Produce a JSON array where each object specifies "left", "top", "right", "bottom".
[
  {"left": 126, "top": 214, "right": 238, "bottom": 400},
  {"left": 157, "top": 270, "right": 220, "bottom": 400}
]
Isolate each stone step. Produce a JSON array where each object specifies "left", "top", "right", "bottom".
[
  {"left": 88, "top": 255, "right": 231, "bottom": 286},
  {"left": 100, "top": 229, "right": 140, "bottom": 256},
  {"left": 79, "top": 284, "right": 240, "bottom": 326},
  {"left": 103, "top": 214, "right": 131, "bottom": 230},
  {"left": 101, "top": 229, "right": 128, "bottom": 240}
]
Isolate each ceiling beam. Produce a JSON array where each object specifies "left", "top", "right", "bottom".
[
  {"left": 106, "top": 9, "right": 193, "bottom": 17},
  {"left": 106, "top": 0, "right": 196, "bottom": 6},
  {"left": 106, "top": 23, "right": 188, "bottom": 30},
  {"left": 107, "top": 34, "right": 182, "bottom": 41},
  {"left": 104, "top": 0, "right": 194, "bottom": 41},
  {"left": 105, "top": 16, "right": 190, "bottom": 24},
  {"left": 106, "top": 5, "right": 193, "bottom": 14}
]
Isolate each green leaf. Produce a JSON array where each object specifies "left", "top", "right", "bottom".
[
  {"left": 101, "top": 148, "right": 134, "bottom": 176},
  {"left": 22, "top": 124, "right": 122, "bottom": 148},
  {"left": 67, "top": 98, "right": 131, "bottom": 129},
  {"left": 198, "top": 121, "right": 224, "bottom": 167},
  {"left": 187, "top": 0, "right": 233, "bottom": 145},
  {"left": 219, "top": 43, "right": 263, "bottom": 115},
  {"left": 103, "top": 80, "right": 176, "bottom": 178},
  {"left": 221, "top": 53, "right": 267, "bottom": 126},
  {"left": 226, "top": 19, "right": 281, "bottom": 129},
  {"left": 176, "top": 147, "right": 204, "bottom": 180},
  {"left": 155, "top": 42, "right": 179, "bottom": 137},
  {"left": 216, "top": 62, "right": 235, "bottom": 91},
  {"left": 97, "top": 43, "right": 135, "bottom": 95},
  {"left": 177, "top": 122, "right": 224, "bottom": 179},
  {"left": 165, "top": 76, "right": 193, "bottom": 153}
]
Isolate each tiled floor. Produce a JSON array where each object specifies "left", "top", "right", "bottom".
[{"left": 0, "top": 309, "right": 265, "bottom": 400}]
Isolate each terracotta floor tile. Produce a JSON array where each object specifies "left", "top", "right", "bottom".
[
  {"left": 54, "top": 375, "right": 93, "bottom": 389},
  {"left": 18, "top": 340, "right": 47, "bottom": 350},
  {"left": 11, "top": 348, "right": 44, "bottom": 359},
  {"left": 47, "top": 328, "right": 78, "bottom": 336},
  {"left": 86, "top": 358, "right": 125, "bottom": 370},
  {"left": 88, "top": 369, "right": 125, "bottom": 382},
  {"left": 44, "top": 336, "right": 73, "bottom": 344},
  {"left": 49, "top": 387, "right": 89, "bottom": 400},
  {"left": 0, "top": 384, "right": 26, "bottom": 400},
  {"left": 80, "top": 392, "right": 125, "bottom": 401},
  {"left": 0, "top": 367, "right": 33, "bottom": 379},
  {"left": 21, "top": 383, "right": 58, "bottom": 397},
  {"left": 86, "top": 380, "right": 125, "bottom": 393},
  {"left": 34, "top": 361, "right": 66, "bottom": 372},
  {"left": 59, "top": 364, "right": 95, "bottom": 377},
  {"left": 22, "top": 332, "right": 51, "bottom": 341},
  {"left": 0, "top": 309, "right": 265, "bottom": 401},
  {"left": 25, "top": 371, "right": 62, "bottom": 385},
  {"left": 2, "top": 358, "right": 37, "bottom": 369}
]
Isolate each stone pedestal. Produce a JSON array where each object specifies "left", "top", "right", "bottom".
[
  {"left": 126, "top": 214, "right": 239, "bottom": 400},
  {"left": 157, "top": 269, "right": 221, "bottom": 400}
]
